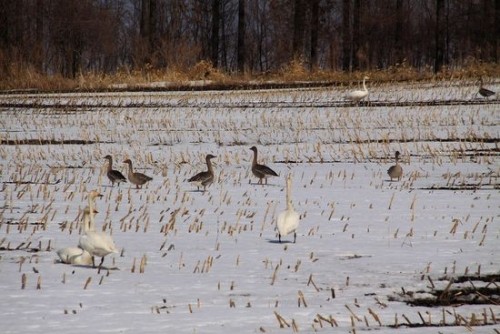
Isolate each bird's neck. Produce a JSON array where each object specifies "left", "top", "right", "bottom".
[
  {"left": 206, "top": 158, "right": 213, "bottom": 172},
  {"left": 252, "top": 151, "right": 258, "bottom": 166}
]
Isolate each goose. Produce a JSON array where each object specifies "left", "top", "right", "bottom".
[
  {"left": 57, "top": 206, "right": 96, "bottom": 266},
  {"left": 78, "top": 190, "right": 118, "bottom": 268},
  {"left": 346, "top": 76, "right": 369, "bottom": 102},
  {"left": 104, "top": 155, "right": 127, "bottom": 186},
  {"left": 277, "top": 174, "right": 300, "bottom": 243},
  {"left": 123, "top": 159, "right": 153, "bottom": 189},
  {"left": 478, "top": 78, "right": 495, "bottom": 98},
  {"left": 250, "top": 146, "right": 278, "bottom": 185},
  {"left": 188, "top": 154, "right": 216, "bottom": 192},
  {"left": 387, "top": 151, "right": 403, "bottom": 181}
]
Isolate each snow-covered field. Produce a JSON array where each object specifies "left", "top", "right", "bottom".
[{"left": 0, "top": 81, "right": 499, "bottom": 333}]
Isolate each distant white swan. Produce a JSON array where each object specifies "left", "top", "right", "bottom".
[
  {"left": 346, "top": 76, "right": 369, "bottom": 102},
  {"left": 277, "top": 174, "right": 300, "bottom": 243},
  {"left": 78, "top": 190, "right": 118, "bottom": 268}
]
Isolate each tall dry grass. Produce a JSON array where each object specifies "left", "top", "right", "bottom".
[{"left": 1, "top": 59, "right": 499, "bottom": 92}]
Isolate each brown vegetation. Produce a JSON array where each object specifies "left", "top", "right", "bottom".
[{"left": 0, "top": 1, "right": 499, "bottom": 92}]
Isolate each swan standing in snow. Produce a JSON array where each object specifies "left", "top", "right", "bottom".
[
  {"left": 387, "top": 151, "right": 403, "bottom": 181},
  {"left": 188, "top": 154, "right": 216, "bottom": 192},
  {"left": 123, "top": 158, "right": 153, "bottom": 189},
  {"left": 56, "top": 207, "right": 95, "bottom": 266},
  {"left": 78, "top": 190, "right": 118, "bottom": 268},
  {"left": 250, "top": 146, "right": 278, "bottom": 185},
  {"left": 104, "top": 155, "right": 127, "bottom": 187},
  {"left": 346, "top": 76, "right": 369, "bottom": 102},
  {"left": 277, "top": 174, "right": 300, "bottom": 243}
]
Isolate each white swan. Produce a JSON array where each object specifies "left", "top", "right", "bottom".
[
  {"left": 277, "top": 174, "right": 300, "bottom": 243},
  {"left": 78, "top": 190, "right": 118, "bottom": 268},
  {"left": 346, "top": 76, "right": 369, "bottom": 102},
  {"left": 56, "top": 207, "right": 95, "bottom": 266}
]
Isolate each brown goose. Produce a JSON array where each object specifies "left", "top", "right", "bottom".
[
  {"left": 123, "top": 159, "right": 153, "bottom": 189},
  {"left": 478, "top": 78, "right": 495, "bottom": 98},
  {"left": 104, "top": 155, "right": 127, "bottom": 186},
  {"left": 188, "top": 154, "right": 216, "bottom": 192},
  {"left": 250, "top": 146, "right": 278, "bottom": 185},
  {"left": 387, "top": 151, "right": 403, "bottom": 181}
]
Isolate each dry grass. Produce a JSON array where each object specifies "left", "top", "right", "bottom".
[{"left": 1, "top": 60, "right": 499, "bottom": 92}]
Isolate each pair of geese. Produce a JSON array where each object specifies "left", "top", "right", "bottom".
[
  {"left": 104, "top": 155, "right": 153, "bottom": 189},
  {"left": 187, "top": 146, "right": 278, "bottom": 192},
  {"left": 57, "top": 190, "right": 118, "bottom": 268}
]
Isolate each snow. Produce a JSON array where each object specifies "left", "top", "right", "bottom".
[{"left": 0, "top": 80, "right": 499, "bottom": 333}]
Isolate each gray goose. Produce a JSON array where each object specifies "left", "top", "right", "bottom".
[
  {"left": 250, "top": 146, "right": 278, "bottom": 185},
  {"left": 104, "top": 155, "right": 127, "bottom": 186},
  {"left": 387, "top": 151, "right": 403, "bottom": 181},
  {"left": 123, "top": 159, "right": 153, "bottom": 189},
  {"left": 188, "top": 154, "right": 216, "bottom": 192},
  {"left": 478, "top": 78, "right": 495, "bottom": 98}
]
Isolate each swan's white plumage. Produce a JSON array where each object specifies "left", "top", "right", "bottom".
[
  {"left": 346, "top": 76, "right": 369, "bottom": 102},
  {"left": 57, "top": 246, "right": 92, "bottom": 266},
  {"left": 78, "top": 190, "right": 118, "bottom": 268},
  {"left": 56, "top": 206, "right": 95, "bottom": 266},
  {"left": 277, "top": 175, "right": 300, "bottom": 243}
]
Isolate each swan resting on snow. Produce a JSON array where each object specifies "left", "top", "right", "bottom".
[
  {"left": 56, "top": 207, "right": 97, "bottom": 266},
  {"left": 277, "top": 174, "right": 300, "bottom": 243}
]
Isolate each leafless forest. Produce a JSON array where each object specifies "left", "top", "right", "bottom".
[{"left": 0, "top": 0, "right": 498, "bottom": 87}]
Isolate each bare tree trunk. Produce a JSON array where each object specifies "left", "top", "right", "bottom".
[
  {"left": 395, "top": 0, "right": 404, "bottom": 64},
  {"left": 342, "top": 0, "right": 351, "bottom": 71},
  {"left": 293, "top": 0, "right": 305, "bottom": 59},
  {"left": 237, "top": 0, "right": 245, "bottom": 73},
  {"left": 496, "top": 0, "right": 500, "bottom": 62},
  {"left": 310, "top": 0, "right": 319, "bottom": 70},
  {"left": 211, "top": 0, "right": 220, "bottom": 68},
  {"left": 352, "top": 0, "right": 361, "bottom": 71},
  {"left": 434, "top": 0, "right": 444, "bottom": 73}
]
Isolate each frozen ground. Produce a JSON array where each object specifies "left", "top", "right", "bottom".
[{"left": 0, "top": 80, "right": 499, "bottom": 333}]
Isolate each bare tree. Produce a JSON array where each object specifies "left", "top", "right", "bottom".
[
  {"left": 237, "top": 0, "right": 246, "bottom": 73},
  {"left": 211, "top": 0, "right": 221, "bottom": 68}
]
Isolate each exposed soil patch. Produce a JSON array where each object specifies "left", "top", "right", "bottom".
[{"left": 389, "top": 274, "right": 500, "bottom": 307}]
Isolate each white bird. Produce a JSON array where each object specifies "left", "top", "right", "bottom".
[
  {"left": 277, "top": 174, "right": 300, "bottom": 243},
  {"left": 56, "top": 207, "right": 96, "bottom": 266},
  {"left": 346, "top": 76, "right": 369, "bottom": 102},
  {"left": 57, "top": 246, "right": 92, "bottom": 266},
  {"left": 78, "top": 190, "right": 118, "bottom": 269}
]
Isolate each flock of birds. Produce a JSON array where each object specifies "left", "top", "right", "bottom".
[
  {"left": 56, "top": 146, "right": 403, "bottom": 268},
  {"left": 345, "top": 76, "right": 496, "bottom": 102}
]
